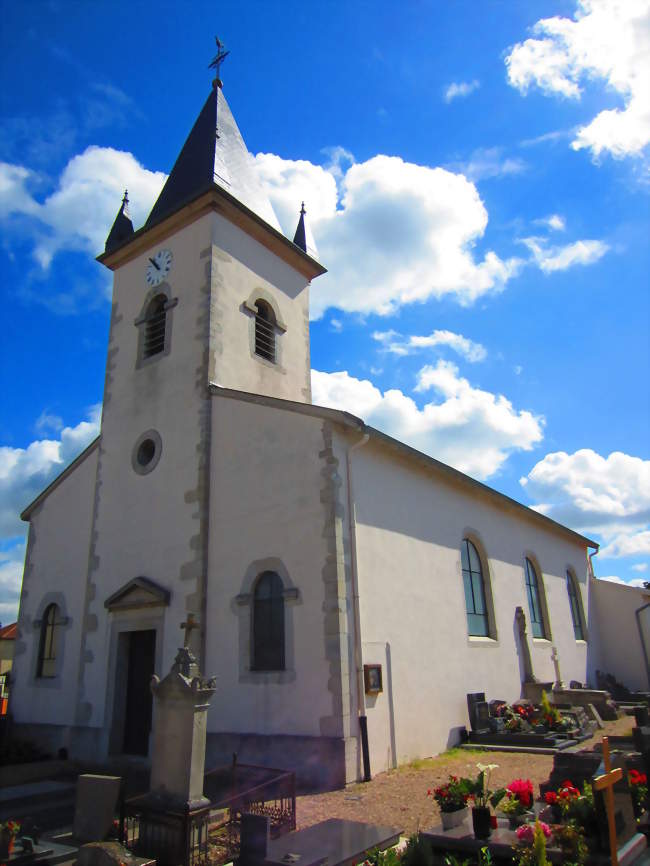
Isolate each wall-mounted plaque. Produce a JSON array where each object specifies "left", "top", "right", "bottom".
[{"left": 364, "top": 664, "right": 383, "bottom": 695}]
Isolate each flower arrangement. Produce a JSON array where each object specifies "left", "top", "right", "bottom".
[
  {"left": 539, "top": 690, "right": 569, "bottom": 731},
  {"left": 514, "top": 820, "right": 551, "bottom": 866},
  {"left": 629, "top": 768, "right": 648, "bottom": 815},
  {"left": 545, "top": 780, "right": 597, "bottom": 835},
  {"left": 0, "top": 820, "right": 20, "bottom": 838},
  {"left": 427, "top": 775, "right": 473, "bottom": 813},
  {"left": 470, "top": 763, "right": 504, "bottom": 809},
  {"left": 543, "top": 778, "right": 580, "bottom": 816},
  {"left": 552, "top": 823, "right": 588, "bottom": 866}
]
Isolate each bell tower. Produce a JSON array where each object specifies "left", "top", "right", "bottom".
[{"left": 73, "top": 51, "right": 325, "bottom": 735}]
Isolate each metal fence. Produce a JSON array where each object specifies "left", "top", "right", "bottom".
[{"left": 119, "top": 757, "right": 295, "bottom": 866}]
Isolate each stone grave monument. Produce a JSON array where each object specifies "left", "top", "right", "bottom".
[{"left": 121, "top": 616, "right": 216, "bottom": 866}]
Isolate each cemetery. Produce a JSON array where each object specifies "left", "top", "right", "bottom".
[{"left": 2, "top": 635, "right": 650, "bottom": 866}]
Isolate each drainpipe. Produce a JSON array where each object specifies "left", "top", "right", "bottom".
[{"left": 346, "top": 429, "right": 370, "bottom": 781}]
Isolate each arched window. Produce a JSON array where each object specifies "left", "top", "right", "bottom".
[
  {"left": 37, "top": 603, "right": 63, "bottom": 678},
  {"left": 143, "top": 294, "right": 167, "bottom": 359},
  {"left": 461, "top": 539, "right": 489, "bottom": 636},
  {"left": 254, "top": 300, "right": 276, "bottom": 363},
  {"left": 252, "top": 571, "right": 285, "bottom": 670},
  {"left": 566, "top": 571, "right": 585, "bottom": 640},
  {"left": 524, "top": 558, "right": 546, "bottom": 638}
]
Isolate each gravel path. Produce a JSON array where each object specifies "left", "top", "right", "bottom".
[{"left": 295, "top": 716, "right": 633, "bottom": 837}]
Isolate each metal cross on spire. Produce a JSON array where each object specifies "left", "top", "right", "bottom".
[{"left": 208, "top": 36, "right": 230, "bottom": 89}]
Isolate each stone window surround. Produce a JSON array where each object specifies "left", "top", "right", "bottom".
[
  {"left": 241, "top": 288, "right": 287, "bottom": 374},
  {"left": 31, "top": 592, "right": 72, "bottom": 687},
  {"left": 233, "top": 557, "right": 300, "bottom": 684},
  {"left": 523, "top": 551, "right": 553, "bottom": 642},
  {"left": 460, "top": 529, "right": 499, "bottom": 644},
  {"left": 566, "top": 566, "right": 588, "bottom": 642},
  {"left": 131, "top": 429, "right": 163, "bottom": 476},
  {"left": 134, "top": 284, "right": 178, "bottom": 369}
]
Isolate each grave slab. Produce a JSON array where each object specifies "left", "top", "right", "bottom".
[
  {"left": 262, "top": 818, "right": 401, "bottom": 866},
  {"left": 1, "top": 838, "right": 78, "bottom": 865},
  {"left": 73, "top": 774, "right": 121, "bottom": 843}
]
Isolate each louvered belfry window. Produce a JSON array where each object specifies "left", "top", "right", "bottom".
[
  {"left": 143, "top": 295, "right": 167, "bottom": 358},
  {"left": 254, "top": 300, "right": 276, "bottom": 362}
]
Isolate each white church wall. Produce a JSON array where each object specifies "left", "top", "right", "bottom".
[
  {"left": 205, "top": 396, "right": 357, "bottom": 788},
  {"left": 348, "top": 438, "right": 590, "bottom": 770},
  {"left": 588, "top": 578, "right": 650, "bottom": 692},
  {"left": 11, "top": 444, "right": 98, "bottom": 730},
  {"left": 209, "top": 211, "right": 312, "bottom": 403}
]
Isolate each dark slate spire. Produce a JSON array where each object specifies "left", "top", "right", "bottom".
[
  {"left": 145, "top": 84, "right": 281, "bottom": 232},
  {"left": 293, "top": 202, "right": 307, "bottom": 252},
  {"left": 104, "top": 190, "right": 134, "bottom": 253}
]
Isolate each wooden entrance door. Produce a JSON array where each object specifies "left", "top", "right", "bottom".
[{"left": 122, "top": 629, "right": 156, "bottom": 755}]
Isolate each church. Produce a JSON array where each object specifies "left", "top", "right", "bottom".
[{"left": 10, "top": 66, "right": 596, "bottom": 790}]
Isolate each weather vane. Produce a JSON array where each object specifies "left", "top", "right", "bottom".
[{"left": 208, "top": 36, "right": 230, "bottom": 88}]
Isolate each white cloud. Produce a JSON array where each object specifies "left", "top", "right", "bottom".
[
  {"left": 34, "top": 411, "right": 63, "bottom": 434},
  {"left": 522, "top": 236, "right": 609, "bottom": 272},
  {"left": 444, "top": 80, "right": 481, "bottom": 103},
  {"left": 0, "top": 542, "right": 25, "bottom": 624},
  {"left": 600, "top": 530, "right": 650, "bottom": 558},
  {"left": 330, "top": 318, "right": 343, "bottom": 332},
  {"left": 255, "top": 152, "right": 523, "bottom": 318},
  {"left": 0, "top": 405, "right": 101, "bottom": 540},
  {"left": 505, "top": 0, "right": 650, "bottom": 160},
  {"left": 450, "top": 147, "right": 527, "bottom": 182},
  {"left": 632, "top": 563, "right": 649, "bottom": 572},
  {"left": 522, "top": 449, "right": 650, "bottom": 529},
  {"left": 539, "top": 214, "right": 566, "bottom": 232},
  {"left": 0, "top": 147, "right": 166, "bottom": 268},
  {"left": 312, "top": 362, "right": 543, "bottom": 480},
  {"left": 521, "top": 449, "right": 650, "bottom": 570},
  {"left": 598, "top": 574, "right": 647, "bottom": 587},
  {"left": 372, "top": 329, "right": 487, "bottom": 362}
]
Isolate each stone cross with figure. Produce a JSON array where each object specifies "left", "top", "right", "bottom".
[
  {"left": 551, "top": 645, "right": 564, "bottom": 689},
  {"left": 594, "top": 736, "right": 623, "bottom": 866}
]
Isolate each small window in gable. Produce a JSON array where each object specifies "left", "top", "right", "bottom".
[
  {"left": 37, "top": 603, "right": 63, "bottom": 678},
  {"left": 566, "top": 570, "right": 585, "bottom": 640},
  {"left": 461, "top": 539, "right": 489, "bottom": 636},
  {"left": 525, "top": 557, "right": 547, "bottom": 639},
  {"left": 143, "top": 294, "right": 167, "bottom": 359},
  {"left": 254, "top": 300, "right": 276, "bottom": 363},
  {"left": 252, "top": 571, "right": 285, "bottom": 671}
]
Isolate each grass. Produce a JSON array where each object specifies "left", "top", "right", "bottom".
[{"left": 397, "top": 746, "right": 487, "bottom": 772}]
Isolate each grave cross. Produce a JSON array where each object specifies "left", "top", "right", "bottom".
[
  {"left": 594, "top": 736, "right": 623, "bottom": 866},
  {"left": 550, "top": 645, "right": 564, "bottom": 689},
  {"left": 180, "top": 613, "right": 199, "bottom": 648}
]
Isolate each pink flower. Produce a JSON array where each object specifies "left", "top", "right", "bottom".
[{"left": 516, "top": 821, "right": 551, "bottom": 844}]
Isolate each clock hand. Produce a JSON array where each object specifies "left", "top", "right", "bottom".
[{"left": 149, "top": 257, "right": 160, "bottom": 270}]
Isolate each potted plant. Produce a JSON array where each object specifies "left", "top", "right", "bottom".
[
  {"left": 629, "top": 768, "right": 648, "bottom": 818},
  {"left": 498, "top": 778, "right": 535, "bottom": 828},
  {"left": 552, "top": 823, "right": 588, "bottom": 865},
  {"left": 0, "top": 820, "right": 21, "bottom": 860},
  {"left": 428, "top": 775, "right": 473, "bottom": 830},
  {"left": 469, "top": 763, "right": 504, "bottom": 839},
  {"left": 514, "top": 820, "right": 552, "bottom": 866}
]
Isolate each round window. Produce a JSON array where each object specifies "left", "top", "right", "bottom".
[
  {"left": 137, "top": 438, "right": 156, "bottom": 467},
  {"left": 131, "top": 430, "right": 162, "bottom": 475}
]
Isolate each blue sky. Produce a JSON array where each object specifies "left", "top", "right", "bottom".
[{"left": 1, "top": 0, "right": 649, "bottom": 622}]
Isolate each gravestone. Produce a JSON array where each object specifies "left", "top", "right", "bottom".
[
  {"left": 123, "top": 620, "right": 217, "bottom": 866},
  {"left": 238, "top": 813, "right": 271, "bottom": 865},
  {"left": 263, "top": 818, "right": 400, "bottom": 866},
  {"left": 592, "top": 754, "right": 636, "bottom": 853},
  {"left": 634, "top": 706, "right": 649, "bottom": 727},
  {"left": 73, "top": 774, "right": 121, "bottom": 842},
  {"left": 467, "top": 692, "right": 487, "bottom": 732}
]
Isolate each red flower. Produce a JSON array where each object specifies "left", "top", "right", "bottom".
[
  {"left": 544, "top": 791, "right": 558, "bottom": 805},
  {"left": 507, "top": 778, "right": 534, "bottom": 807}
]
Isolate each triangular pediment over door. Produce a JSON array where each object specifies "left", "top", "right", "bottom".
[{"left": 104, "top": 576, "right": 171, "bottom": 612}]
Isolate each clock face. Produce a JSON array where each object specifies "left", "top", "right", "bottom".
[{"left": 145, "top": 249, "right": 173, "bottom": 287}]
